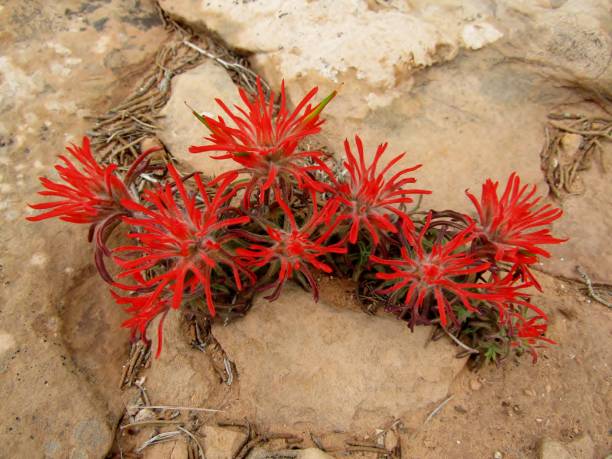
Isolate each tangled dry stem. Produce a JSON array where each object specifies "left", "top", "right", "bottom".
[{"left": 540, "top": 93, "right": 611, "bottom": 200}]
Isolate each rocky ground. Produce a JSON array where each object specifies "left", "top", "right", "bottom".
[{"left": 0, "top": 1, "right": 610, "bottom": 458}]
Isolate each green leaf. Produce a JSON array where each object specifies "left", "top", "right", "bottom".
[
  {"left": 456, "top": 307, "right": 474, "bottom": 322},
  {"left": 185, "top": 101, "right": 211, "bottom": 130},
  {"left": 484, "top": 343, "right": 501, "bottom": 363},
  {"left": 304, "top": 89, "right": 337, "bottom": 123}
]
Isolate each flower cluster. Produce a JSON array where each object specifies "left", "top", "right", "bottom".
[{"left": 28, "top": 79, "right": 565, "bottom": 362}]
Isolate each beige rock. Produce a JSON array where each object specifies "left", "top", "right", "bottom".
[
  {"left": 297, "top": 449, "right": 335, "bottom": 459},
  {"left": 202, "top": 425, "right": 249, "bottom": 459},
  {"left": 143, "top": 439, "right": 189, "bottom": 459},
  {"left": 158, "top": 60, "right": 242, "bottom": 177},
  {"left": 145, "top": 312, "right": 218, "bottom": 408},
  {"left": 496, "top": 0, "right": 612, "bottom": 91},
  {"left": 159, "top": 0, "right": 501, "bottom": 91},
  {"left": 538, "top": 438, "right": 574, "bottom": 459},
  {"left": 542, "top": 165, "right": 612, "bottom": 283},
  {"left": 213, "top": 285, "right": 466, "bottom": 431},
  {"left": 565, "top": 434, "right": 595, "bottom": 459},
  {"left": 157, "top": 0, "right": 505, "bottom": 141}
]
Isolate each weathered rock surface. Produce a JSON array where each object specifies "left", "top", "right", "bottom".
[
  {"left": 145, "top": 312, "right": 219, "bottom": 408},
  {"left": 538, "top": 435, "right": 595, "bottom": 459},
  {"left": 143, "top": 439, "right": 189, "bottom": 459},
  {"left": 543, "top": 165, "right": 612, "bottom": 283},
  {"left": 0, "top": 1, "right": 167, "bottom": 457},
  {"left": 496, "top": 1, "right": 612, "bottom": 92},
  {"left": 160, "top": 0, "right": 503, "bottom": 94},
  {"left": 160, "top": 0, "right": 611, "bottom": 100},
  {"left": 201, "top": 425, "right": 249, "bottom": 459},
  {"left": 538, "top": 439, "right": 574, "bottom": 459},
  {"left": 213, "top": 285, "right": 466, "bottom": 431},
  {"left": 158, "top": 60, "right": 243, "bottom": 177}
]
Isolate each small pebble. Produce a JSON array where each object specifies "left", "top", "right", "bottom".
[
  {"left": 524, "top": 389, "right": 536, "bottom": 397},
  {"left": 469, "top": 379, "right": 482, "bottom": 391},
  {"left": 494, "top": 452, "right": 503, "bottom": 459},
  {"left": 536, "top": 418, "right": 543, "bottom": 423}
]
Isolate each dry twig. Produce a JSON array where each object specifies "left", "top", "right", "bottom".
[
  {"left": 127, "top": 404, "right": 223, "bottom": 413},
  {"left": 425, "top": 394, "right": 454, "bottom": 423},
  {"left": 576, "top": 265, "right": 612, "bottom": 308}
]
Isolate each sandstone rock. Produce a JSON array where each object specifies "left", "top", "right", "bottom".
[
  {"left": 496, "top": 0, "right": 612, "bottom": 92},
  {"left": 159, "top": 0, "right": 501, "bottom": 93},
  {"left": 565, "top": 434, "right": 595, "bottom": 459},
  {"left": 145, "top": 312, "right": 219, "bottom": 408},
  {"left": 202, "top": 425, "right": 249, "bottom": 459},
  {"left": 213, "top": 285, "right": 466, "bottom": 431},
  {"left": 538, "top": 438, "right": 574, "bottom": 459},
  {"left": 143, "top": 439, "right": 189, "bottom": 459},
  {"left": 542, "top": 165, "right": 612, "bottom": 284},
  {"left": 537, "top": 434, "right": 596, "bottom": 459},
  {"left": 158, "top": 60, "right": 242, "bottom": 177}
]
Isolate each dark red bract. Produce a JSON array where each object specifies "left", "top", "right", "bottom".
[{"left": 329, "top": 135, "right": 430, "bottom": 245}]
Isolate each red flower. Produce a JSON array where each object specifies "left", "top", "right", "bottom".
[
  {"left": 466, "top": 173, "right": 565, "bottom": 261},
  {"left": 329, "top": 136, "right": 430, "bottom": 245},
  {"left": 113, "top": 164, "right": 253, "bottom": 352},
  {"left": 509, "top": 314, "right": 555, "bottom": 363},
  {"left": 370, "top": 212, "right": 501, "bottom": 327},
  {"left": 486, "top": 273, "right": 548, "bottom": 326},
  {"left": 189, "top": 79, "right": 336, "bottom": 206},
  {"left": 27, "top": 137, "right": 158, "bottom": 281},
  {"left": 236, "top": 197, "right": 346, "bottom": 301},
  {"left": 27, "top": 137, "right": 130, "bottom": 223},
  {"left": 111, "top": 291, "right": 171, "bottom": 357}
]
